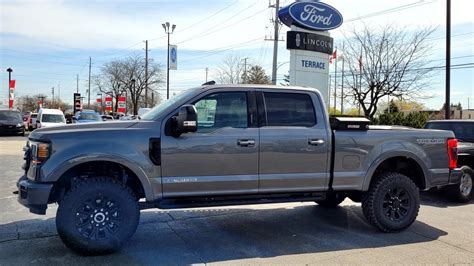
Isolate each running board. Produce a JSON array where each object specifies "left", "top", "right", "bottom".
[{"left": 139, "top": 192, "right": 326, "bottom": 210}]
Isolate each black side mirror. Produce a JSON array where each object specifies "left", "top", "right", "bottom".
[{"left": 173, "top": 104, "right": 198, "bottom": 136}]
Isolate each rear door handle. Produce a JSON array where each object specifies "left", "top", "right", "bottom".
[
  {"left": 237, "top": 139, "right": 255, "bottom": 147},
  {"left": 308, "top": 139, "right": 325, "bottom": 146}
]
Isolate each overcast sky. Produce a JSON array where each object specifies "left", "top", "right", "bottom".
[{"left": 0, "top": 0, "right": 473, "bottom": 110}]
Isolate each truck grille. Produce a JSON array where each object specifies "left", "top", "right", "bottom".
[{"left": 22, "top": 142, "right": 31, "bottom": 174}]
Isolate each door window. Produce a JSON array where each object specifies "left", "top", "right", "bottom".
[
  {"left": 263, "top": 92, "right": 316, "bottom": 127},
  {"left": 194, "top": 92, "right": 248, "bottom": 133}
]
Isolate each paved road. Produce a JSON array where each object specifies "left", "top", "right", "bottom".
[{"left": 0, "top": 136, "right": 473, "bottom": 265}]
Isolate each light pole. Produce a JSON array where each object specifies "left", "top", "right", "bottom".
[
  {"left": 131, "top": 79, "right": 135, "bottom": 115},
  {"left": 6, "top": 68, "right": 12, "bottom": 109},
  {"left": 162, "top": 22, "right": 176, "bottom": 100}
]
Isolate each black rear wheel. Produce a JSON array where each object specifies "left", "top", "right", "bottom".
[
  {"left": 447, "top": 166, "right": 473, "bottom": 203},
  {"left": 362, "top": 172, "right": 420, "bottom": 232},
  {"left": 56, "top": 177, "right": 140, "bottom": 255}
]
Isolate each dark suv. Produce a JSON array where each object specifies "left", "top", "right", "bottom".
[
  {"left": 425, "top": 120, "right": 473, "bottom": 202},
  {"left": 0, "top": 110, "right": 25, "bottom": 136}
]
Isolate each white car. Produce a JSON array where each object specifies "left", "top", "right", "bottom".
[{"left": 36, "top": 109, "right": 66, "bottom": 129}]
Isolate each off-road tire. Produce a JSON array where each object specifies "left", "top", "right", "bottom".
[
  {"left": 447, "top": 166, "right": 473, "bottom": 203},
  {"left": 56, "top": 177, "right": 140, "bottom": 255},
  {"left": 362, "top": 172, "right": 420, "bottom": 232},
  {"left": 315, "top": 193, "right": 346, "bottom": 207}
]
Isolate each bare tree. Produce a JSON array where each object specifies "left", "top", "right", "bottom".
[
  {"left": 214, "top": 55, "right": 244, "bottom": 84},
  {"left": 94, "top": 55, "right": 163, "bottom": 115},
  {"left": 343, "top": 24, "right": 435, "bottom": 118}
]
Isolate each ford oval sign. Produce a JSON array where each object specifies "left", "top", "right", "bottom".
[{"left": 278, "top": 1, "right": 343, "bottom": 31}]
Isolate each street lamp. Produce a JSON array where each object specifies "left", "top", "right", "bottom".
[
  {"left": 6, "top": 68, "right": 12, "bottom": 109},
  {"left": 162, "top": 22, "right": 176, "bottom": 100}
]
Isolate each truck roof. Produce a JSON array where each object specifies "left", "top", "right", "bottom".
[
  {"left": 202, "top": 84, "right": 320, "bottom": 93},
  {"left": 427, "top": 120, "right": 474, "bottom": 123}
]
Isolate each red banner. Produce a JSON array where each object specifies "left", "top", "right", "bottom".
[
  {"left": 105, "top": 96, "right": 113, "bottom": 112},
  {"left": 96, "top": 98, "right": 102, "bottom": 110},
  {"left": 8, "top": 79, "right": 15, "bottom": 109},
  {"left": 117, "top": 96, "right": 126, "bottom": 113}
]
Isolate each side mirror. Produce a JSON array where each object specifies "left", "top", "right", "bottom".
[{"left": 174, "top": 104, "right": 198, "bottom": 136}]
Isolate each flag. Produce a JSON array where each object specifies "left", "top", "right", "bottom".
[{"left": 329, "top": 50, "right": 337, "bottom": 64}]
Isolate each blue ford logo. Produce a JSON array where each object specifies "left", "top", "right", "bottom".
[
  {"left": 170, "top": 47, "right": 177, "bottom": 63},
  {"left": 279, "top": 1, "right": 343, "bottom": 31}
]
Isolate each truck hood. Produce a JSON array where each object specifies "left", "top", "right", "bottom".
[{"left": 30, "top": 120, "right": 138, "bottom": 139}]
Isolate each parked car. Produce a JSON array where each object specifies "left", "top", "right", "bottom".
[
  {"left": 36, "top": 109, "right": 66, "bottom": 129},
  {"left": 101, "top": 115, "right": 114, "bottom": 121},
  {"left": 17, "top": 84, "right": 461, "bottom": 254},
  {"left": 0, "top": 109, "right": 25, "bottom": 136},
  {"left": 73, "top": 110, "right": 102, "bottom": 123},
  {"left": 29, "top": 113, "right": 38, "bottom": 131},
  {"left": 65, "top": 113, "right": 74, "bottom": 124},
  {"left": 22, "top": 113, "right": 31, "bottom": 130},
  {"left": 425, "top": 120, "right": 473, "bottom": 202}
]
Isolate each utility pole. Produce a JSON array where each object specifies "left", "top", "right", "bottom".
[
  {"left": 340, "top": 43, "right": 345, "bottom": 114},
  {"left": 333, "top": 47, "right": 337, "bottom": 113},
  {"left": 151, "top": 91, "right": 155, "bottom": 106},
  {"left": 88, "top": 56, "right": 91, "bottom": 108},
  {"left": 205, "top": 67, "right": 209, "bottom": 82},
  {"left": 58, "top": 84, "right": 60, "bottom": 102},
  {"left": 51, "top": 87, "right": 55, "bottom": 105},
  {"left": 271, "top": 0, "right": 280, "bottom": 85},
  {"left": 144, "top": 40, "right": 149, "bottom": 107},
  {"left": 242, "top": 58, "right": 249, "bottom": 83},
  {"left": 445, "top": 0, "right": 451, "bottom": 119},
  {"left": 76, "top": 74, "right": 79, "bottom": 93}
]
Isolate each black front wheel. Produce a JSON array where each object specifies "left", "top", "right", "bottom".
[
  {"left": 56, "top": 177, "right": 140, "bottom": 255},
  {"left": 362, "top": 172, "right": 420, "bottom": 232}
]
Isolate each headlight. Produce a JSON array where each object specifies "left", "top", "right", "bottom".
[
  {"left": 30, "top": 141, "right": 51, "bottom": 164},
  {"left": 16, "top": 123, "right": 22, "bottom": 127}
]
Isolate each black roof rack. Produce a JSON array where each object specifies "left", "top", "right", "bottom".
[{"left": 202, "top": 80, "right": 216, "bottom": 86}]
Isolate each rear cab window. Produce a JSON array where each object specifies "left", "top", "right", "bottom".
[{"left": 262, "top": 92, "right": 316, "bottom": 127}]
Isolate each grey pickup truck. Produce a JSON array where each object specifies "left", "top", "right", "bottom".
[{"left": 16, "top": 84, "right": 461, "bottom": 254}]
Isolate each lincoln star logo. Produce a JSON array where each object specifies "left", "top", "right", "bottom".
[{"left": 295, "top": 33, "right": 301, "bottom": 47}]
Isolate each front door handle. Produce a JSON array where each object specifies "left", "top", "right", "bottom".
[
  {"left": 308, "top": 139, "right": 325, "bottom": 146},
  {"left": 237, "top": 139, "right": 255, "bottom": 147}
]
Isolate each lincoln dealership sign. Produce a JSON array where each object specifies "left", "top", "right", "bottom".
[
  {"left": 287, "top": 31, "right": 334, "bottom": 54},
  {"left": 278, "top": 1, "right": 343, "bottom": 31}
]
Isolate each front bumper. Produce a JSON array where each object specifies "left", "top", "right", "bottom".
[
  {"left": 16, "top": 175, "right": 53, "bottom": 215},
  {"left": 0, "top": 127, "right": 24, "bottom": 135},
  {"left": 448, "top": 168, "right": 463, "bottom": 185}
]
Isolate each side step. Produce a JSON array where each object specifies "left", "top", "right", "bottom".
[{"left": 139, "top": 192, "right": 326, "bottom": 210}]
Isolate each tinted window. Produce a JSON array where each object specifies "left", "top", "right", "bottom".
[
  {"left": 42, "top": 114, "right": 65, "bottom": 123},
  {"left": 194, "top": 92, "right": 248, "bottom": 133},
  {"left": 78, "top": 112, "right": 101, "bottom": 121},
  {"left": 0, "top": 111, "right": 22, "bottom": 122},
  {"left": 263, "top": 92, "right": 316, "bottom": 127},
  {"left": 426, "top": 122, "right": 474, "bottom": 142}
]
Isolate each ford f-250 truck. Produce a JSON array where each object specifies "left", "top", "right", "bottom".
[{"left": 16, "top": 84, "right": 462, "bottom": 254}]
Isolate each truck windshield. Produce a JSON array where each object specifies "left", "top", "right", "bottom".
[
  {"left": 79, "top": 113, "right": 101, "bottom": 121},
  {"left": 425, "top": 122, "right": 474, "bottom": 142},
  {"left": 141, "top": 88, "right": 196, "bottom": 120},
  {"left": 42, "top": 114, "right": 65, "bottom": 123},
  {"left": 0, "top": 111, "right": 22, "bottom": 122}
]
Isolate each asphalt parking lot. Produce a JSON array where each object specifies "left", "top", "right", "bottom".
[{"left": 0, "top": 135, "right": 473, "bottom": 265}]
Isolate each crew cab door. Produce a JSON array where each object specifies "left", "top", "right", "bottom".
[
  {"left": 160, "top": 90, "right": 259, "bottom": 197},
  {"left": 257, "top": 90, "right": 331, "bottom": 192}
]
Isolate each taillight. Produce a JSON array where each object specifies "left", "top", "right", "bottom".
[{"left": 447, "top": 138, "right": 458, "bottom": 169}]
